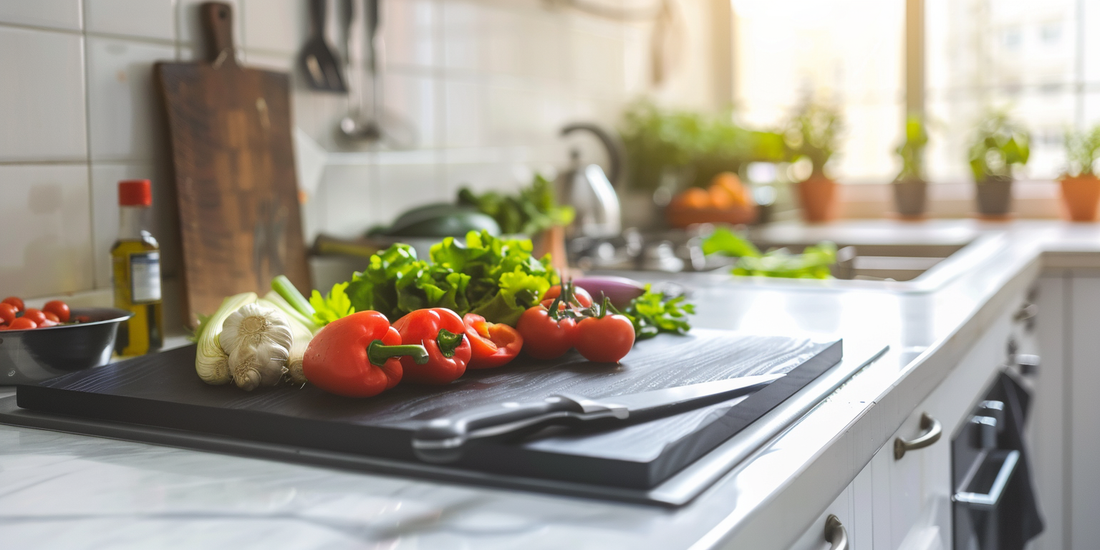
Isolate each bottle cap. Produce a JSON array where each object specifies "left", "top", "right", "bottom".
[{"left": 119, "top": 180, "right": 152, "bottom": 207}]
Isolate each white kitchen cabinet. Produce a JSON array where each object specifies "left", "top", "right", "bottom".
[
  {"left": 790, "top": 464, "right": 873, "bottom": 550},
  {"left": 1028, "top": 275, "right": 1066, "bottom": 550}
]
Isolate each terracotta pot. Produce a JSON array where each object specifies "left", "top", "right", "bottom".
[
  {"left": 893, "top": 177, "right": 927, "bottom": 218},
  {"left": 798, "top": 175, "right": 837, "bottom": 223},
  {"left": 1060, "top": 174, "right": 1100, "bottom": 222},
  {"left": 975, "top": 176, "right": 1013, "bottom": 217},
  {"left": 532, "top": 225, "right": 568, "bottom": 273}
]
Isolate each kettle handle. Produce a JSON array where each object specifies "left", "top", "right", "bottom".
[{"left": 561, "top": 123, "right": 624, "bottom": 188}]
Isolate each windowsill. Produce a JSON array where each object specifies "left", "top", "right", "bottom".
[{"left": 835, "top": 179, "right": 1064, "bottom": 219}]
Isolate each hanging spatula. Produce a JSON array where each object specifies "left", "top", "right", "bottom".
[{"left": 299, "top": 0, "right": 347, "bottom": 92}]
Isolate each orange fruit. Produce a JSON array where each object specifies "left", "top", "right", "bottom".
[{"left": 674, "top": 187, "right": 712, "bottom": 209}]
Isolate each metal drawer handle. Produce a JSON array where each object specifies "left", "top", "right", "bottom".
[
  {"left": 824, "top": 514, "right": 848, "bottom": 550},
  {"left": 894, "top": 412, "right": 942, "bottom": 460},
  {"left": 954, "top": 450, "right": 1019, "bottom": 510}
]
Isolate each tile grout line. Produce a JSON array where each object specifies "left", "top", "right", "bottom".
[{"left": 81, "top": 0, "right": 98, "bottom": 294}]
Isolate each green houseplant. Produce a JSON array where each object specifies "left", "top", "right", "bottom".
[
  {"left": 618, "top": 101, "right": 786, "bottom": 192},
  {"left": 785, "top": 100, "right": 843, "bottom": 223},
  {"left": 1060, "top": 126, "right": 1100, "bottom": 221},
  {"left": 967, "top": 111, "right": 1030, "bottom": 217},
  {"left": 893, "top": 114, "right": 929, "bottom": 218}
]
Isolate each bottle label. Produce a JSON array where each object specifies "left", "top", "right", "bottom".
[{"left": 130, "top": 252, "right": 162, "bottom": 303}]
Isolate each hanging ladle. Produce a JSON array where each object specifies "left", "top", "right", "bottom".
[{"left": 338, "top": 0, "right": 417, "bottom": 148}]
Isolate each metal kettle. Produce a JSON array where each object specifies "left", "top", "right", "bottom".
[{"left": 557, "top": 123, "right": 624, "bottom": 239}]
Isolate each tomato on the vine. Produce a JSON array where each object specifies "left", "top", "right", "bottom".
[
  {"left": 516, "top": 305, "right": 578, "bottom": 359},
  {"left": 43, "top": 300, "right": 70, "bottom": 323},
  {"left": 542, "top": 284, "right": 593, "bottom": 308},
  {"left": 575, "top": 297, "right": 635, "bottom": 363}
]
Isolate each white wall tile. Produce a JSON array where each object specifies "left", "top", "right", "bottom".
[
  {"left": 0, "top": 27, "right": 87, "bottom": 162},
  {"left": 85, "top": 0, "right": 175, "bottom": 41},
  {"left": 381, "top": 0, "right": 436, "bottom": 69},
  {"left": 321, "top": 163, "right": 378, "bottom": 237},
  {"left": 177, "top": 0, "right": 243, "bottom": 59},
  {"left": 241, "top": 0, "right": 306, "bottom": 55},
  {"left": 383, "top": 70, "right": 438, "bottom": 148},
  {"left": 86, "top": 38, "right": 176, "bottom": 162},
  {"left": 443, "top": 78, "right": 487, "bottom": 147},
  {"left": 0, "top": 165, "right": 94, "bottom": 297},
  {"left": 0, "top": 0, "right": 82, "bottom": 31},
  {"left": 89, "top": 163, "right": 180, "bottom": 290},
  {"left": 440, "top": 0, "right": 480, "bottom": 72},
  {"left": 375, "top": 162, "right": 445, "bottom": 225}
]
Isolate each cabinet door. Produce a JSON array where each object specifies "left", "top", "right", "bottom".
[
  {"left": 1028, "top": 275, "right": 1066, "bottom": 550},
  {"left": 1068, "top": 275, "right": 1100, "bottom": 550},
  {"left": 878, "top": 411, "right": 951, "bottom": 550},
  {"left": 789, "top": 464, "right": 872, "bottom": 550}
]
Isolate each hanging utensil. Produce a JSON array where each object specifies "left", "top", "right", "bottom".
[
  {"left": 299, "top": 0, "right": 347, "bottom": 93},
  {"left": 336, "top": 0, "right": 417, "bottom": 148}
]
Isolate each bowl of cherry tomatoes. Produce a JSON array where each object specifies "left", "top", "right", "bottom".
[{"left": 0, "top": 296, "right": 133, "bottom": 384}]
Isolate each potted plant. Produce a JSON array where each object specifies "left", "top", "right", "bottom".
[
  {"left": 786, "top": 100, "right": 843, "bottom": 223},
  {"left": 893, "top": 114, "right": 929, "bottom": 218},
  {"left": 967, "top": 111, "right": 1030, "bottom": 218},
  {"left": 1060, "top": 126, "right": 1100, "bottom": 221}
]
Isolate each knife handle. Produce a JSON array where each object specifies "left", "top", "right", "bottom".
[{"left": 412, "top": 395, "right": 626, "bottom": 464}]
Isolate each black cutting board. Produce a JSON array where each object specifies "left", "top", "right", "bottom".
[{"left": 15, "top": 330, "right": 841, "bottom": 489}]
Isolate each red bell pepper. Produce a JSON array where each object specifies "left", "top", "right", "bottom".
[
  {"left": 392, "top": 308, "right": 472, "bottom": 385},
  {"left": 302, "top": 311, "right": 429, "bottom": 398},
  {"left": 462, "top": 313, "right": 523, "bottom": 369}
]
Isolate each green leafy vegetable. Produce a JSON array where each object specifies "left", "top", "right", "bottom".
[
  {"left": 310, "top": 282, "right": 355, "bottom": 325},
  {"left": 343, "top": 230, "right": 558, "bottom": 325},
  {"left": 733, "top": 242, "right": 837, "bottom": 279},
  {"left": 457, "top": 174, "right": 574, "bottom": 236},
  {"left": 619, "top": 285, "right": 695, "bottom": 340},
  {"left": 701, "top": 226, "right": 761, "bottom": 258},
  {"left": 701, "top": 226, "right": 837, "bottom": 279}
]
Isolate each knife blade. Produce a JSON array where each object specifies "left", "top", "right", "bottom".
[{"left": 411, "top": 373, "right": 784, "bottom": 463}]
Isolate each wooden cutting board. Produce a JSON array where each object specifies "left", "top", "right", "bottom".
[{"left": 156, "top": 2, "right": 310, "bottom": 324}]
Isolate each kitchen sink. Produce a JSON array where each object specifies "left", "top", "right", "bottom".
[{"left": 574, "top": 224, "right": 1006, "bottom": 292}]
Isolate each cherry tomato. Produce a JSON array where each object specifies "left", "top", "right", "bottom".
[
  {"left": 75, "top": 315, "right": 92, "bottom": 324},
  {"left": 575, "top": 313, "right": 635, "bottom": 363},
  {"left": 463, "top": 313, "right": 524, "bottom": 369},
  {"left": 0, "top": 303, "right": 16, "bottom": 325},
  {"left": 43, "top": 300, "right": 70, "bottom": 323},
  {"left": 542, "top": 285, "right": 593, "bottom": 308},
  {"left": 21, "top": 309, "right": 46, "bottom": 325},
  {"left": 2, "top": 296, "right": 24, "bottom": 312},
  {"left": 43, "top": 311, "right": 60, "bottom": 323},
  {"left": 516, "top": 305, "right": 578, "bottom": 359},
  {"left": 8, "top": 317, "right": 37, "bottom": 330}
]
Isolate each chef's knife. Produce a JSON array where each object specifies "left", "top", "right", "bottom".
[{"left": 412, "top": 373, "right": 784, "bottom": 463}]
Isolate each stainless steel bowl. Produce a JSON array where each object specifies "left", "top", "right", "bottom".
[{"left": 0, "top": 307, "right": 134, "bottom": 385}]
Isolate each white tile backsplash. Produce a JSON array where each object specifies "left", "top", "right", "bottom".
[
  {"left": 85, "top": 0, "right": 175, "bottom": 41},
  {"left": 241, "top": 0, "right": 306, "bottom": 55},
  {"left": 0, "top": 0, "right": 648, "bottom": 302},
  {"left": 0, "top": 27, "right": 87, "bottom": 162},
  {"left": 0, "top": 0, "right": 82, "bottom": 31},
  {"left": 86, "top": 38, "right": 176, "bottom": 161},
  {"left": 0, "top": 165, "right": 94, "bottom": 297}
]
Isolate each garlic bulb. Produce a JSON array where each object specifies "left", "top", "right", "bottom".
[
  {"left": 194, "top": 292, "right": 258, "bottom": 385},
  {"left": 259, "top": 295, "right": 313, "bottom": 385},
  {"left": 220, "top": 303, "right": 294, "bottom": 391}
]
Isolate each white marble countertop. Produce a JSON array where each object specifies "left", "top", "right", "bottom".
[{"left": 3, "top": 220, "right": 1100, "bottom": 550}]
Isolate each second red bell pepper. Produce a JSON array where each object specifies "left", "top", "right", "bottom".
[
  {"left": 463, "top": 313, "right": 523, "bottom": 369},
  {"left": 392, "top": 308, "right": 472, "bottom": 384},
  {"left": 302, "top": 311, "right": 429, "bottom": 398}
]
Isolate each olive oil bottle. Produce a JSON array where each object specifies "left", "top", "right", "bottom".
[{"left": 111, "top": 179, "right": 164, "bottom": 355}]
